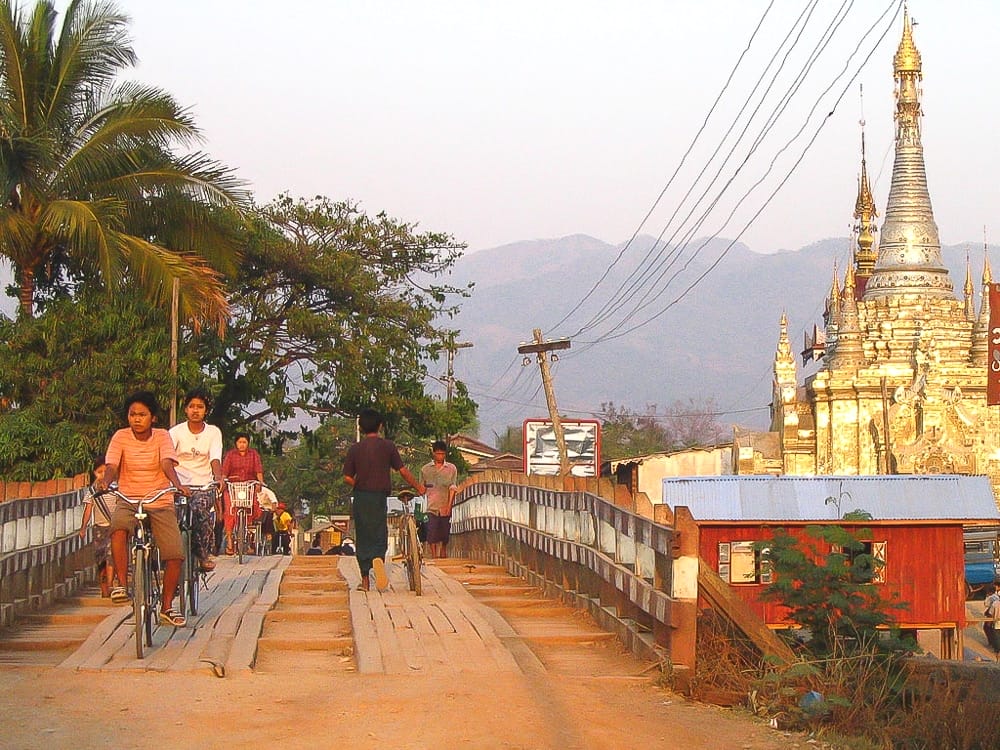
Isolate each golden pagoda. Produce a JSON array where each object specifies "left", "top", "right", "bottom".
[{"left": 751, "top": 9, "right": 1000, "bottom": 503}]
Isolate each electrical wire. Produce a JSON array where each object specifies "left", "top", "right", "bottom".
[
  {"left": 569, "top": 0, "right": 888, "bottom": 345},
  {"left": 571, "top": 0, "right": 902, "bottom": 348},
  {"left": 547, "top": 0, "right": 778, "bottom": 334}
]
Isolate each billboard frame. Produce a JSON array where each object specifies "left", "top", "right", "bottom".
[{"left": 522, "top": 418, "right": 601, "bottom": 477}]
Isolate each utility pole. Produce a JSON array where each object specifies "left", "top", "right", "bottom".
[
  {"left": 518, "top": 329, "right": 571, "bottom": 476},
  {"left": 170, "top": 278, "right": 179, "bottom": 426},
  {"left": 445, "top": 337, "right": 473, "bottom": 409}
]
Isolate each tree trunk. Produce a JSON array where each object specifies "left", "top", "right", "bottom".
[{"left": 18, "top": 268, "right": 34, "bottom": 318}]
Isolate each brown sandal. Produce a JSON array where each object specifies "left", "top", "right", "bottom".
[{"left": 199, "top": 558, "right": 216, "bottom": 572}]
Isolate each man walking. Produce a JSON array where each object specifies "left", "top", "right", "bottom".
[
  {"left": 420, "top": 440, "right": 458, "bottom": 559},
  {"left": 343, "top": 408, "right": 424, "bottom": 592}
]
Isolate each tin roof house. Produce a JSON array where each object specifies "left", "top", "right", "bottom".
[{"left": 662, "top": 475, "right": 1000, "bottom": 659}]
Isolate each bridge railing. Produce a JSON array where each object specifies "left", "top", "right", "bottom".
[
  {"left": 451, "top": 475, "right": 694, "bottom": 671},
  {"left": 0, "top": 475, "right": 92, "bottom": 626}
]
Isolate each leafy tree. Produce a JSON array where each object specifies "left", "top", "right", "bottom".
[
  {"left": 190, "top": 194, "right": 476, "bottom": 441},
  {"left": 599, "top": 402, "right": 673, "bottom": 460},
  {"left": 0, "top": 0, "right": 246, "bottom": 325},
  {"left": 0, "top": 287, "right": 202, "bottom": 478},
  {"left": 494, "top": 424, "right": 523, "bottom": 454},
  {"left": 757, "top": 525, "right": 909, "bottom": 656},
  {"left": 599, "top": 398, "right": 728, "bottom": 460},
  {"left": 266, "top": 419, "right": 356, "bottom": 518}
]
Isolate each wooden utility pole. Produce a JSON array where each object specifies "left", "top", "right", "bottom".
[
  {"left": 445, "top": 338, "right": 473, "bottom": 409},
  {"left": 518, "top": 329, "right": 571, "bottom": 476},
  {"left": 170, "top": 278, "right": 179, "bottom": 426}
]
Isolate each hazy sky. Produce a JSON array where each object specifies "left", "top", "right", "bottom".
[{"left": 73, "top": 0, "right": 1000, "bottom": 256}]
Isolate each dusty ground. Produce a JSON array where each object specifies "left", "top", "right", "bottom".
[{"left": 2, "top": 665, "right": 810, "bottom": 749}]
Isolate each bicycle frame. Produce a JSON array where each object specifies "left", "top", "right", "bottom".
[
  {"left": 96, "top": 484, "right": 179, "bottom": 659},
  {"left": 225, "top": 480, "right": 261, "bottom": 565},
  {"left": 397, "top": 496, "right": 423, "bottom": 596},
  {"left": 177, "top": 482, "right": 217, "bottom": 617}
]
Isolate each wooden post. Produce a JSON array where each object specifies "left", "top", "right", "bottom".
[
  {"left": 518, "top": 330, "right": 571, "bottom": 476},
  {"left": 170, "top": 278, "right": 179, "bottom": 426},
  {"left": 445, "top": 337, "right": 473, "bottom": 410}
]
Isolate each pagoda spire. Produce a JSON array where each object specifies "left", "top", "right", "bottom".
[
  {"left": 964, "top": 253, "right": 975, "bottom": 320},
  {"left": 853, "top": 127, "right": 878, "bottom": 296},
  {"left": 772, "top": 312, "right": 799, "bottom": 433},
  {"left": 864, "top": 7, "right": 953, "bottom": 300},
  {"left": 832, "top": 264, "right": 865, "bottom": 366},
  {"left": 972, "top": 243, "right": 993, "bottom": 365}
]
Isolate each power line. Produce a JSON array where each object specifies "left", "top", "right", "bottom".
[
  {"left": 571, "top": 0, "right": 902, "bottom": 348},
  {"left": 547, "top": 0, "right": 779, "bottom": 334}
]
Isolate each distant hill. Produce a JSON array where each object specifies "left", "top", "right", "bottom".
[{"left": 445, "top": 234, "right": 994, "bottom": 446}]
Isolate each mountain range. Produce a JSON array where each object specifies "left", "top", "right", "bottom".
[{"left": 445, "top": 234, "right": 994, "bottom": 447}]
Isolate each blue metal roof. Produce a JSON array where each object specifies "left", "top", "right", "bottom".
[{"left": 660, "top": 475, "right": 1000, "bottom": 522}]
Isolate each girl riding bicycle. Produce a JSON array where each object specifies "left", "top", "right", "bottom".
[{"left": 98, "top": 391, "right": 191, "bottom": 627}]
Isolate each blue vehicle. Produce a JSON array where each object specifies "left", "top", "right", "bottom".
[{"left": 964, "top": 527, "right": 1000, "bottom": 599}]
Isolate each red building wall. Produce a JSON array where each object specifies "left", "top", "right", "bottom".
[{"left": 697, "top": 523, "right": 966, "bottom": 627}]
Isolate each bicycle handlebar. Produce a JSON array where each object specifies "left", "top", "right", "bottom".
[{"left": 93, "top": 484, "right": 182, "bottom": 515}]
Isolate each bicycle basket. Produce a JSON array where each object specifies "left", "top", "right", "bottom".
[{"left": 228, "top": 481, "right": 258, "bottom": 509}]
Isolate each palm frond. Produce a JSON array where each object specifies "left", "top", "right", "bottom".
[
  {"left": 38, "top": 196, "right": 126, "bottom": 282},
  {"left": 47, "top": 0, "right": 134, "bottom": 123},
  {"left": 0, "top": 0, "right": 32, "bottom": 128},
  {"left": 115, "top": 232, "right": 229, "bottom": 333},
  {"left": 0, "top": 206, "right": 36, "bottom": 265}
]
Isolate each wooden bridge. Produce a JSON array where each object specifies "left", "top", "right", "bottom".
[{"left": 0, "top": 549, "right": 648, "bottom": 679}]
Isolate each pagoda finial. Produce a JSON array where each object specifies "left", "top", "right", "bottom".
[
  {"left": 964, "top": 252, "right": 975, "bottom": 320},
  {"left": 865, "top": 8, "right": 952, "bottom": 300},
  {"left": 894, "top": 5, "right": 921, "bottom": 75},
  {"left": 984, "top": 226, "right": 993, "bottom": 285},
  {"left": 853, "top": 113, "right": 878, "bottom": 293}
]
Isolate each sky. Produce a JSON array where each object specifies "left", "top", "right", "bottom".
[{"left": 60, "top": 0, "right": 1000, "bottom": 256}]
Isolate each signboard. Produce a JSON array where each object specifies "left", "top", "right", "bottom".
[
  {"left": 990, "top": 283, "right": 1000, "bottom": 405},
  {"left": 522, "top": 419, "right": 601, "bottom": 477}
]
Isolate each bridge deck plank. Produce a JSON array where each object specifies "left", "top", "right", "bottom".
[{"left": 50, "top": 551, "right": 536, "bottom": 677}]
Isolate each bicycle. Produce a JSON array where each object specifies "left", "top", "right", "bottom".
[
  {"left": 95, "top": 483, "right": 180, "bottom": 659},
  {"left": 225, "top": 479, "right": 261, "bottom": 565},
  {"left": 394, "top": 493, "right": 424, "bottom": 595},
  {"left": 176, "top": 482, "right": 218, "bottom": 617}
]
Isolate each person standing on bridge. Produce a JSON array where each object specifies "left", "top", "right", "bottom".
[
  {"left": 420, "top": 440, "right": 458, "bottom": 559},
  {"left": 343, "top": 407, "right": 424, "bottom": 592}
]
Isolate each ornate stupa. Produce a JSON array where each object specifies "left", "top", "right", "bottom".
[{"left": 751, "top": 9, "right": 1000, "bottom": 502}]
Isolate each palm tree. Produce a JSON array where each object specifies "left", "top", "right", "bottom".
[{"left": 0, "top": 0, "right": 246, "bottom": 327}]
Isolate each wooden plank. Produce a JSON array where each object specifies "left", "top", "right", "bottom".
[
  {"left": 433, "top": 600, "right": 505, "bottom": 673},
  {"left": 367, "top": 591, "right": 408, "bottom": 674},
  {"left": 226, "top": 560, "right": 289, "bottom": 675},
  {"left": 56, "top": 608, "right": 131, "bottom": 670},
  {"left": 385, "top": 600, "right": 427, "bottom": 672},
  {"left": 698, "top": 559, "right": 797, "bottom": 664},
  {"left": 447, "top": 600, "right": 522, "bottom": 673},
  {"left": 408, "top": 601, "right": 457, "bottom": 674},
  {"left": 348, "top": 589, "right": 383, "bottom": 674}
]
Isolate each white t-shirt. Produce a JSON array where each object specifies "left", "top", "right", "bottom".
[
  {"left": 258, "top": 485, "right": 277, "bottom": 511},
  {"left": 169, "top": 422, "right": 223, "bottom": 485}
]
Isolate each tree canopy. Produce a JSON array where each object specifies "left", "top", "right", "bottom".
[
  {"left": 598, "top": 399, "right": 728, "bottom": 461},
  {"left": 190, "top": 194, "right": 475, "bottom": 442},
  {"left": 0, "top": 0, "right": 246, "bottom": 326}
]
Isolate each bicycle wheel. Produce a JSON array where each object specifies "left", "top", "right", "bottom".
[
  {"left": 237, "top": 513, "right": 246, "bottom": 565},
  {"left": 187, "top": 527, "right": 200, "bottom": 616},
  {"left": 146, "top": 550, "right": 160, "bottom": 647},
  {"left": 406, "top": 516, "right": 422, "bottom": 595},
  {"left": 178, "top": 529, "right": 190, "bottom": 616},
  {"left": 133, "top": 546, "right": 146, "bottom": 659}
]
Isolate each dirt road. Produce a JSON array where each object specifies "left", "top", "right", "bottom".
[{"left": 3, "top": 665, "right": 807, "bottom": 749}]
